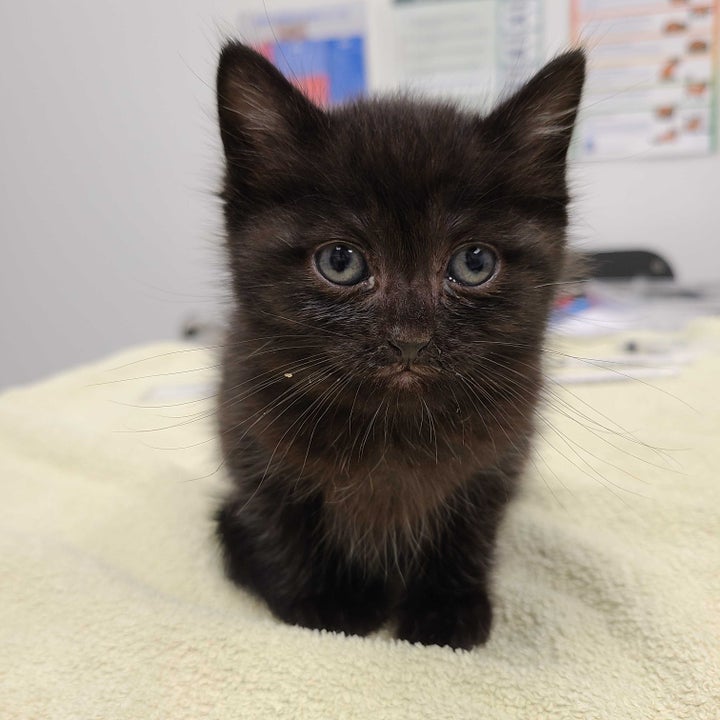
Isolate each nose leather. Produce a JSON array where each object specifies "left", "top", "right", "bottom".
[{"left": 388, "top": 339, "right": 429, "bottom": 365}]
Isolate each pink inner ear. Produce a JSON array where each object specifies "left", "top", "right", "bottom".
[{"left": 222, "top": 73, "right": 292, "bottom": 146}]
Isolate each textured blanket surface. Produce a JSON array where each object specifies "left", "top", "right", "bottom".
[{"left": 2, "top": 321, "right": 719, "bottom": 719}]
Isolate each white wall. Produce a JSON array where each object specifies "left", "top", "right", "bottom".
[
  {"left": 1, "top": 1, "right": 234, "bottom": 388},
  {"left": 1, "top": 0, "right": 718, "bottom": 389}
]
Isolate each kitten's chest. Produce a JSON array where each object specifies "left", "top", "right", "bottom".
[{"left": 318, "top": 450, "right": 472, "bottom": 562}]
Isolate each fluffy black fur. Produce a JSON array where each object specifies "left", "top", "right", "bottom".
[{"left": 215, "top": 42, "right": 585, "bottom": 649}]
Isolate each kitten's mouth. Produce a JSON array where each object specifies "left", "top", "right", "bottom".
[{"left": 376, "top": 364, "right": 436, "bottom": 389}]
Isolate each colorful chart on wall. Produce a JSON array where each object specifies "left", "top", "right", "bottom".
[
  {"left": 238, "top": 3, "right": 367, "bottom": 107},
  {"left": 571, "top": 0, "right": 719, "bottom": 160}
]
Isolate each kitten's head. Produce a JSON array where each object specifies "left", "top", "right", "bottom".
[{"left": 217, "top": 42, "right": 584, "bottom": 428}]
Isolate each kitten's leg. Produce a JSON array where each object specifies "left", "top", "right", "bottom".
[
  {"left": 395, "top": 486, "right": 507, "bottom": 650},
  {"left": 280, "top": 563, "right": 391, "bottom": 638},
  {"left": 216, "top": 493, "right": 391, "bottom": 637},
  {"left": 396, "top": 580, "right": 493, "bottom": 651}
]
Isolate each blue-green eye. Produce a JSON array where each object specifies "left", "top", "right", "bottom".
[
  {"left": 447, "top": 245, "right": 498, "bottom": 286},
  {"left": 315, "top": 243, "right": 368, "bottom": 286}
]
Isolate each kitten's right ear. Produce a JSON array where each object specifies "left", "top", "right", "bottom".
[
  {"left": 217, "top": 41, "right": 326, "bottom": 187},
  {"left": 482, "top": 49, "right": 585, "bottom": 201}
]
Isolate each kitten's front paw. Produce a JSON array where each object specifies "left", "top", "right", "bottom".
[
  {"left": 278, "top": 590, "right": 389, "bottom": 638},
  {"left": 396, "top": 592, "right": 492, "bottom": 650}
]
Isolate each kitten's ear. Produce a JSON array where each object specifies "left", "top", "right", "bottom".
[
  {"left": 484, "top": 49, "right": 585, "bottom": 200},
  {"left": 217, "top": 41, "right": 326, "bottom": 188}
]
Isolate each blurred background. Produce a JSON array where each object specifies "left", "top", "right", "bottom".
[{"left": 1, "top": 0, "right": 719, "bottom": 389}]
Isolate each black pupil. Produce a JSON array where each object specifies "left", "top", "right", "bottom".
[
  {"left": 330, "top": 246, "right": 352, "bottom": 274},
  {"left": 465, "top": 247, "right": 488, "bottom": 274}
]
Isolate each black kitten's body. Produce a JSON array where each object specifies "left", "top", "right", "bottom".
[{"left": 215, "top": 43, "right": 585, "bottom": 649}]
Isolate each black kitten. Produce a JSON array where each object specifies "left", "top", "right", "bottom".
[{"left": 215, "top": 42, "right": 585, "bottom": 649}]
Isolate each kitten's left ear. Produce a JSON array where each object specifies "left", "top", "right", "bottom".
[
  {"left": 217, "top": 41, "right": 327, "bottom": 192},
  {"left": 484, "top": 49, "right": 586, "bottom": 200}
]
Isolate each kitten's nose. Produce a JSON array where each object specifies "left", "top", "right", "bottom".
[{"left": 388, "top": 339, "right": 429, "bottom": 365}]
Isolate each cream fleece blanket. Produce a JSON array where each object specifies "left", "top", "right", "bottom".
[{"left": 2, "top": 321, "right": 719, "bottom": 719}]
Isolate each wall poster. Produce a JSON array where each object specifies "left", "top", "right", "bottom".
[
  {"left": 392, "top": 0, "right": 544, "bottom": 111},
  {"left": 571, "top": 0, "right": 719, "bottom": 159},
  {"left": 239, "top": 3, "right": 367, "bottom": 107}
]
